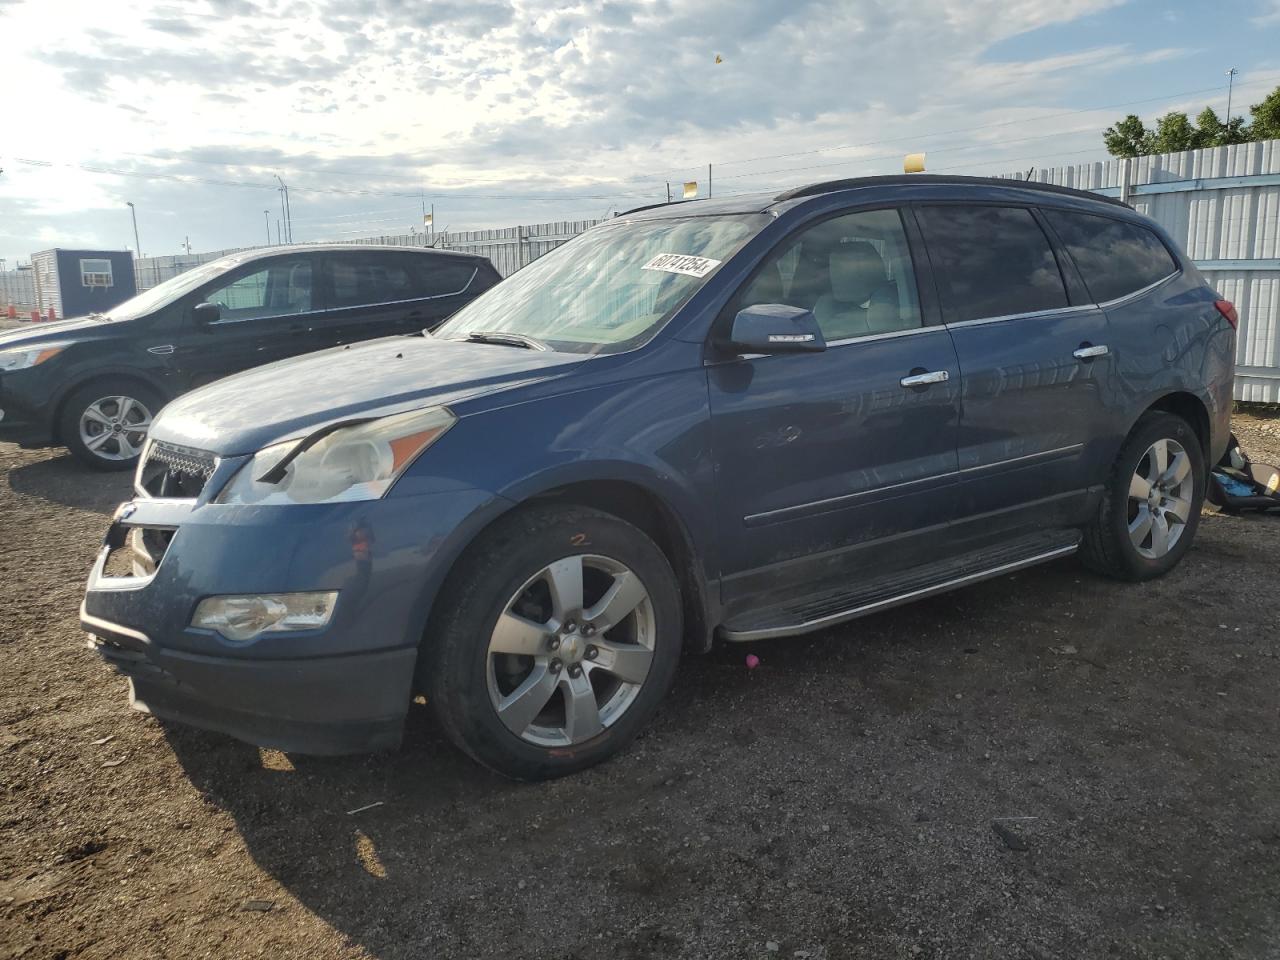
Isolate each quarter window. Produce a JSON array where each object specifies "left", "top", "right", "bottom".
[
  {"left": 200, "top": 258, "right": 312, "bottom": 322},
  {"left": 738, "top": 208, "right": 923, "bottom": 340},
  {"left": 916, "top": 205, "right": 1069, "bottom": 324},
  {"left": 1043, "top": 210, "right": 1178, "bottom": 303}
]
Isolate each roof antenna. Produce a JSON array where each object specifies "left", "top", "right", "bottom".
[{"left": 1024, "top": 166, "right": 1036, "bottom": 181}]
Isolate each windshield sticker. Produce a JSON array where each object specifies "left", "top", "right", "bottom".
[{"left": 641, "top": 253, "right": 722, "bottom": 278}]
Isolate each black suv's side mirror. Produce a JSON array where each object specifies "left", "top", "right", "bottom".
[
  {"left": 728, "top": 303, "right": 826, "bottom": 354},
  {"left": 192, "top": 302, "right": 221, "bottom": 328}
]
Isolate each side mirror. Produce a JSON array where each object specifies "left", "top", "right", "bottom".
[
  {"left": 728, "top": 303, "right": 826, "bottom": 354},
  {"left": 192, "top": 302, "right": 221, "bottom": 328}
]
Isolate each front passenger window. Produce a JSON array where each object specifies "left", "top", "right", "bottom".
[
  {"left": 200, "top": 258, "right": 312, "bottom": 322},
  {"left": 738, "top": 208, "right": 923, "bottom": 340}
]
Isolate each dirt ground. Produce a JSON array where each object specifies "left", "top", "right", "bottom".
[{"left": 2, "top": 413, "right": 1279, "bottom": 960}]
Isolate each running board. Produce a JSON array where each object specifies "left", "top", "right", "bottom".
[{"left": 719, "top": 530, "right": 1081, "bottom": 642}]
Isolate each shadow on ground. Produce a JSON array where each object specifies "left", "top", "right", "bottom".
[{"left": 7, "top": 450, "right": 133, "bottom": 514}]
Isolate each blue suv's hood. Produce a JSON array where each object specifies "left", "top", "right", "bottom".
[{"left": 152, "top": 335, "right": 587, "bottom": 456}]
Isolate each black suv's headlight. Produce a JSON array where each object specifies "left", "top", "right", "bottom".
[
  {"left": 0, "top": 344, "right": 67, "bottom": 372},
  {"left": 215, "top": 406, "right": 456, "bottom": 505}
]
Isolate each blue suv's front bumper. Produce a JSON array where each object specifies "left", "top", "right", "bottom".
[{"left": 81, "top": 487, "right": 500, "bottom": 754}]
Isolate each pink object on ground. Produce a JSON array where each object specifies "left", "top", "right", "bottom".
[{"left": 745, "top": 654, "right": 760, "bottom": 669}]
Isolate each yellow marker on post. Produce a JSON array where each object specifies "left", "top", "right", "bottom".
[
  {"left": 683, "top": 181, "right": 698, "bottom": 199},
  {"left": 904, "top": 153, "right": 926, "bottom": 173}
]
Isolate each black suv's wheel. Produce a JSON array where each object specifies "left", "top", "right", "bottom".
[
  {"left": 1081, "top": 411, "right": 1206, "bottom": 581},
  {"left": 59, "top": 381, "right": 161, "bottom": 471},
  {"left": 424, "top": 505, "right": 683, "bottom": 780}
]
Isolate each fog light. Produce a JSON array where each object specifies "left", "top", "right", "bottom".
[{"left": 191, "top": 592, "right": 338, "bottom": 642}]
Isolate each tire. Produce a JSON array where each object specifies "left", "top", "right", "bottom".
[
  {"left": 424, "top": 505, "right": 683, "bottom": 781},
  {"left": 1081, "top": 411, "right": 1206, "bottom": 581},
  {"left": 59, "top": 380, "right": 162, "bottom": 471}
]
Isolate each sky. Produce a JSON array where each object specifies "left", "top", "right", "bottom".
[{"left": 1, "top": 0, "right": 1279, "bottom": 265}]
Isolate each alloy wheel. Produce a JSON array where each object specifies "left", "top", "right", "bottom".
[
  {"left": 1127, "top": 437, "right": 1195, "bottom": 559},
  {"left": 79, "top": 395, "right": 153, "bottom": 462},
  {"left": 485, "top": 554, "right": 656, "bottom": 747}
]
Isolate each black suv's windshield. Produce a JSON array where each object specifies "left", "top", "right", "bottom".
[
  {"left": 101, "top": 257, "right": 239, "bottom": 321},
  {"left": 435, "top": 214, "right": 767, "bottom": 354}
]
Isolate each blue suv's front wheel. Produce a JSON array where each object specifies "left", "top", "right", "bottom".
[{"left": 424, "top": 505, "right": 683, "bottom": 780}]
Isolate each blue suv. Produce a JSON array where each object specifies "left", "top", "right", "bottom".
[{"left": 81, "top": 176, "right": 1237, "bottom": 780}]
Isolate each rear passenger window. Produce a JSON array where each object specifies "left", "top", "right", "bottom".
[
  {"left": 916, "top": 205, "right": 1068, "bottom": 323},
  {"left": 1043, "top": 210, "right": 1178, "bottom": 303},
  {"left": 327, "top": 254, "right": 415, "bottom": 308}
]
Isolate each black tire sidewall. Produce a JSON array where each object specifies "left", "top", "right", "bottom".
[
  {"left": 59, "top": 381, "right": 162, "bottom": 471},
  {"left": 1105, "top": 413, "right": 1206, "bottom": 579},
  {"left": 427, "top": 506, "right": 683, "bottom": 780}
]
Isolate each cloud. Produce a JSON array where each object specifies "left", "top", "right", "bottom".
[
  {"left": 1253, "top": 0, "right": 1280, "bottom": 24},
  {"left": 0, "top": 0, "right": 1208, "bottom": 263}
]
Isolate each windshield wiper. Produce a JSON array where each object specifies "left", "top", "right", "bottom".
[{"left": 463, "top": 331, "right": 549, "bottom": 351}]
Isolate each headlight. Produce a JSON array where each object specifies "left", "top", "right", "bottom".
[
  {"left": 0, "top": 344, "right": 66, "bottom": 372},
  {"left": 215, "top": 406, "right": 456, "bottom": 505}
]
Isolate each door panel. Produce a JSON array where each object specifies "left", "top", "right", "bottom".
[
  {"left": 706, "top": 206, "right": 962, "bottom": 615},
  {"left": 914, "top": 203, "right": 1113, "bottom": 531},
  {"left": 169, "top": 254, "right": 322, "bottom": 390}
]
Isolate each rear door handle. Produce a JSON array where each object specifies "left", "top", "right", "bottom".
[
  {"left": 1073, "top": 344, "right": 1109, "bottom": 360},
  {"left": 900, "top": 370, "right": 949, "bottom": 388}
]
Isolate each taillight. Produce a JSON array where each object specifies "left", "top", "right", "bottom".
[{"left": 1215, "top": 299, "right": 1238, "bottom": 330}]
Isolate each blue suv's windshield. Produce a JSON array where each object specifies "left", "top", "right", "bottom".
[{"left": 436, "top": 214, "right": 767, "bottom": 354}]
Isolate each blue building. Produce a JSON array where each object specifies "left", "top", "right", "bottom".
[{"left": 29, "top": 248, "right": 137, "bottom": 319}]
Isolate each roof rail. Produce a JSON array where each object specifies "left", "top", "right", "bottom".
[
  {"left": 616, "top": 197, "right": 711, "bottom": 217},
  {"left": 775, "top": 174, "right": 1128, "bottom": 208}
]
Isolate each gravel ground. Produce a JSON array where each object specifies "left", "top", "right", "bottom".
[{"left": 2, "top": 413, "right": 1279, "bottom": 960}]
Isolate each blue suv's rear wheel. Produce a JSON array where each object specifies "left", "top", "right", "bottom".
[
  {"left": 1082, "top": 411, "right": 1206, "bottom": 581},
  {"left": 424, "top": 505, "right": 682, "bottom": 780}
]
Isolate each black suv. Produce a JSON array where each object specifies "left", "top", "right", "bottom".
[{"left": 0, "top": 244, "right": 500, "bottom": 468}]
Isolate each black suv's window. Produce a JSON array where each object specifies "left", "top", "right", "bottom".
[
  {"left": 1043, "top": 210, "right": 1178, "bottom": 303},
  {"left": 408, "top": 257, "right": 478, "bottom": 297},
  {"left": 199, "top": 257, "right": 312, "bottom": 322},
  {"left": 326, "top": 253, "right": 477, "bottom": 308},
  {"left": 327, "top": 253, "right": 414, "bottom": 308},
  {"left": 917, "top": 205, "right": 1068, "bottom": 323},
  {"left": 738, "top": 207, "right": 923, "bottom": 340}
]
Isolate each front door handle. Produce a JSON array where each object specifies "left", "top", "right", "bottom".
[
  {"left": 1073, "top": 344, "right": 1109, "bottom": 360},
  {"left": 900, "top": 369, "right": 949, "bottom": 388}
]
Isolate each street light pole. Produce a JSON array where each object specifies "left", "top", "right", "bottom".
[
  {"left": 1226, "top": 66, "right": 1239, "bottom": 122},
  {"left": 263, "top": 210, "right": 272, "bottom": 246},
  {"left": 126, "top": 201, "right": 142, "bottom": 258}
]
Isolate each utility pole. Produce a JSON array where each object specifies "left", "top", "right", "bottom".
[
  {"left": 276, "top": 220, "right": 282, "bottom": 245},
  {"left": 263, "top": 210, "right": 271, "bottom": 245},
  {"left": 126, "top": 201, "right": 142, "bottom": 258},
  {"left": 666, "top": 181, "right": 671, "bottom": 203},
  {"left": 708, "top": 163, "right": 712, "bottom": 198},
  {"left": 274, "top": 175, "right": 292, "bottom": 243},
  {"left": 1226, "top": 66, "right": 1239, "bottom": 122},
  {"left": 181, "top": 236, "right": 192, "bottom": 255}
]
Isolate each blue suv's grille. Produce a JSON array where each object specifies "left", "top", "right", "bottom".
[{"left": 138, "top": 441, "right": 217, "bottom": 499}]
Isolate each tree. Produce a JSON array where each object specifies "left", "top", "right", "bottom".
[
  {"left": 1251, "top": 86, "right": 1280, "bottom": 140},
  {"left": 1102, "top": 83, "right": 1280, "bottom": 157},
  {"left": 1150, "top": 111, "right": 1199, "bottom": 153},
  {"left": 1103, "top": 114, "right": 1152, "bottom": 158}
]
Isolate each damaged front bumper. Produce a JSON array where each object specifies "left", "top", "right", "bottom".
[{"left": 81, "top": 485, "right": 497, "bottom": 754}]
